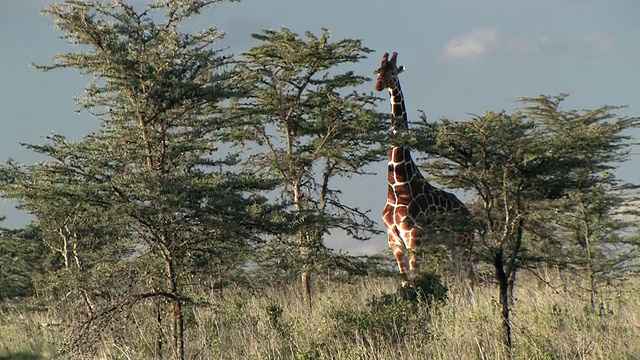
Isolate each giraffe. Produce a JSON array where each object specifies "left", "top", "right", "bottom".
[{"left": 375, "top": 52, "right": 475, "bottom": 293}]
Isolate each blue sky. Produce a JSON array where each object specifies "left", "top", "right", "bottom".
[{"left": 1, "top": 0, "right": 639, "bottom": 254}]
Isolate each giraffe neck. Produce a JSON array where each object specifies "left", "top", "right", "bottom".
[
  {"left": 388, "top": 80, "right": 408, "bottom": 133},
  {"left": 386, "top": 79, "right": 427, "bottom": 189},
  {"left": 388, "top": 147, "right": 424, "bottom": 186}
]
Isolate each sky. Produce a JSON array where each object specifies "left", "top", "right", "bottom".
[{"left": 1, "top": 0, "right": 639, "bottom": 255}]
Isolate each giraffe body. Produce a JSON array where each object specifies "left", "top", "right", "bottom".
[{"left": 375, "top": 52, "right": 475, "bottom": 291}]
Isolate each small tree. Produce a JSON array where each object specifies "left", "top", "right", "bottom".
[
  {"left": 231, "top": 28, "right": 388, "bottom": 308},
  {"left": 519, "top": 95, "right": 640, "bottom": 311},
  {"left": 413, "top": 94, "right": 639, "bottom": 350},
  {"left": 552, "top": 184, "right": 639, "bottom": 311}
]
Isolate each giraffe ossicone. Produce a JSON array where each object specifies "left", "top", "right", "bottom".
[{"left": 375, "top": 51, "right": 476, "bottom": 294}]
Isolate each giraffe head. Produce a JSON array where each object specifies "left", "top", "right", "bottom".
[{"left": 374, "top": 52, "right": 405, "bottom": 92}]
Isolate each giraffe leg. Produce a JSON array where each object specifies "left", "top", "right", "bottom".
[
  {"left": 405, "top": 228, "right": 421, "bottom": 280},
  {"left": 407, "top": 249, "right": 419, "bottom": 279},
  {"left": 453, "top": 232, "right": 475, "bottom": 302},
  {"left": 462, "top": 247, "right": 476, "bottom": 303},
  {"left": 388, "top": 230, "right": 409, "bottom": 286}
]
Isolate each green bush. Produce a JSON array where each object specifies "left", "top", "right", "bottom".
[
  {"left": 399, "top": 271, "right": 448, "bottom": 306},
  {"left": 265, "top": 302, "right": 289, "bottom": 338},
  {"left": 329, "top": 271, "right": 448, "bottom": 346}
]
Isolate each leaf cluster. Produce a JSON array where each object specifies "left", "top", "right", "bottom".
[{"left": 0, "top": 224, "right": 47, "bottom": 298}]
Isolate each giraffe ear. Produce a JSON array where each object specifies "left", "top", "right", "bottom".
[{"left": 397, "top": 65, "right": 406, "bottom": 74}]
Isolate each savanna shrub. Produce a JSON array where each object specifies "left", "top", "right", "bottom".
[
  {"left": 264, "top": 302, "right": 290, "bottom": 339},
  {"left": 329, "top": 271, "right": 448, "bottom": 345},
  {"left": 400, "top": 271, "right": 448, "bottom": 306}
]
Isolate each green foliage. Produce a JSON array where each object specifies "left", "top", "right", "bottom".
[
  {"left": 295, "top": 346, "right": 322, "bottom": 360},
  {"left": 414, "top": 94, "right": 640, "bottom": 275},
  {"left": 265, "top": 302, "right": 289, "bottom": 339},
  {"left": 329, "top": 272, "right": 446, "bottom": 347},
  {"left": 0, "top": 224, "right": 47, "bottom": 299},
  {"left": 329, "top": 295, "right": 425, "bottom": 345},
  {"left": 412, "top": 94, "right": 640, "bottom": 348},
  {"left": 400, "top": 271, "right": 449, "bottom": 306},
  {"left": 231, "top": 27, "right": 388, "bottom": 284},
  {"left": 0, "top": 1, "right": 283, "bottom": 358}
]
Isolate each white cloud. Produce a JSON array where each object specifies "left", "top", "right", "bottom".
[
  {"left": 441, "top": 28, "right": 554, "bottom": 61},
  {"left": 503, "top": 35, "right": 554, "bottom": 56},
  {"left": 442, "top": 28, "right": 501, "bottom": 60},
  {"left": 584, "top": 33, "right": 618, "bottom": 54}
]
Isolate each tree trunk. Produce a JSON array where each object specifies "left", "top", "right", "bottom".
[
  {"left": 171, "top": 298, "right": 184, "bottom": 360},
  {"left": 507, "top": 269, "right": 517, "bottom": 304},
  {"left": 301, "top": 270, "right": 312, "bottom": 311},
  {"left": 494, "top": 250, "right": 513, "bottom": 352},
  {"left": 165, "top": 257, "right": 184, "bottom": 360},
  {"left": 588, "top": 265, "right": 597, "bottom": 312},
  {"left": 585, "top": 232, "right": 597, "bottom": 312},
  {"left": 581, "top": 202, "right": 597, "bottom": 312},
  {"left": 292, "top": 180, "right": 313, "bottom": 312},
  {"left": 156, "top": 299, "right": 163, "bottom": 360}
]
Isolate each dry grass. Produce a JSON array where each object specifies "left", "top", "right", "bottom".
[{"left": 1, "top": 271, "right": 639, "bottom": 359}]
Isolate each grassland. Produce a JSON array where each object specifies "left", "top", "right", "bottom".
[{"left": 1, "top": 269, "right": 639, "bottom": 359}]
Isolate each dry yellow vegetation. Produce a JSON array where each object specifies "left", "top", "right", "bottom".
[{"left": 1, "top": 269, "right": 639, "bottom": 359}]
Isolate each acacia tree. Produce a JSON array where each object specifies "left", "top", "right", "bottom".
[
  {"left": 413, "top": 94, "right": 639, "bottom": 350},
  {"left": 551, "top": 184, "right": 640, "bottom": 311},
  {"left": 231, "top": 28, "right": 388, "bottom": 308},
  {"left": 0, "top": 1, "right": 280, "bottom": 358},
  {"left": 520, "top": 96, "right": 640, "bottom": 311}
]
